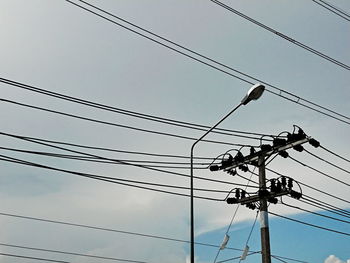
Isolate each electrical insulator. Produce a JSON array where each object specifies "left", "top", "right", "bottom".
[
  {"left": 287, "top": 129, "right": 306, "bottom": 142},
  {"left": 245, "top": 203, "right": 256, "bottom": 210},
  {"left": 309, "top": 138, "right": 320, "bottom": 148},
  {"left": 290, "top": 190, "right": 302, "bottom": 200},
  {"left": 227, "top": 169, "right": 237, "bottom": 176},
  {"left": 238, "top": 164, "right": 248, "bottom": 172},
  {"left": 288, "top": 178, "right": 293, "bottom": 189},
  {"left": 222, "top": 154, "right": 233, "bottom": 168},
  {"left": 276, "top": 181, "right": 282, "bottom": 192},
  {"left": 234, "top": 152, "right": 244, "bottom": 163},
  {"left": 270, "top": 179, "right": 276, "bottom": 192},
  {"left": 258, "top": 189, "right": 269, "bottom": 198},
  {"left": 235, "top": 189, "right": 240, "bottom": 199},
  {"left": 278, "top": 150, "right": 289, "bottom": 158},
  {"left": 241, "top": 190, "right": 246, "bottom": 198},
  {"left": 261, "top": 144, "right": 272, "bottom": 152},
  {"left": 226, "top": 197, "right": 238, "bottom": 204},
  {"left": 293, "top": 144, "right": 304, "bottom": 152},
  {"left": 250, "top": 147, "right": 256, "bottom": 155},
  {"left": 273, "top": 138, "right": 286, "bottom": 147},
  {"left": 240, "top": 245, "right": 249, "bottom": 260},
  {"left": 268, "top": 197, "right": 278, "bottom": 204},
  {"left": 209, "top": 165, "right": 220, "bottom": 171},
  {"left": 298, "top": 128, "right": 305, "bottom": 138},
  {"left": 219, "top": 234, "right": 230, "bottom": 250},
  {"left": 281, "top": 177, "right": 287, "bottom": 188}
]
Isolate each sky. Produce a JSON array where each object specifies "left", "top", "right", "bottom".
[{"left": 0, "top": 0, "right": 349, "bottom": 263}]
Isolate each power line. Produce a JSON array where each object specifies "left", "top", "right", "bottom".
[
  {"left": 0, "top": 211, "right": 244, "bottom": 252},
  {"left": 0, "top": 146, "right": 214, "bottom": 170},
  {"left": 0, "top": 98, "right": 251, "bottom": 148},
  {"left": 282, "top": 199, "right": 350, "bottom": 225},
  {"left": 289, "top": 155, "right": 350, "bottom": 187},
  {"left": 0, "top": 149, "right": 241, "bottom": 195},
  {"left": 301, "top": 195, "right": 350, "bottom": 219},
  {"left": 62, "top": 0, "right": 350, "bottom": 125},
  {"left": 216, "top": 252, "right": 260, "bottom": 263},
  {"left": 311, "top": 0, "right": 350, "bottom": 22},
  {"left": 304, "top": 148, "right": 350, "bottom": 174},
  {"left": 0, "top": 211, "right": 308, "bottom": 263},
  {"left": 269, "top": 211, "right": 350, "bottom": 237},
  {"left": 319, "top": 145, "right": 350, "bottom": 163},
  {"left": 262, "top": 167, "right": 350, "bottom": 205},
  {"left": 1, "top": 132, "right": 212, "bottom": 161},
  {"left": 0, "top": 243, "right": 149, "bottom": 263},
  {"left": 271, "top": 255, "right": 309, "bottom": 263},
  {"left": 210, "top": 0, "right": 350, "bottom": 71},
  {"left": 0, "top": 77, "right": 271, "bottom": 141},
  {"left": 0, "top": 252, "right": 70, "bottom": 263},
  {"left": 0, "top": 153, "right": 239, "bottom": 201},
  {"left": 0, "top": 131, "right": 260, "bottom": 191},
  {"left": 315, "top": 0, "right": 350, "bottom": 18}
]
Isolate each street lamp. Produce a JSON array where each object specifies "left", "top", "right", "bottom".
[{"left": 190, "top": 83, "right": 265, "bottom": 263}]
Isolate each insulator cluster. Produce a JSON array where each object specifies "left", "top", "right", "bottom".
[
  {"left": 226, "top": 189, "right": 258, "bottom": 210},
  {"left": 269, "top": 177, "right": 302, "bottom": 200},
  {"left": 209, "top": 126, "right": 320, "bottom": 173}
]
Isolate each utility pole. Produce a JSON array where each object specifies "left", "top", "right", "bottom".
[
  {"left": 258, "top": 155, "right": 271, "bottom": 263},
  {"left": 210, "top": 127, "right": 318, "bottom": 262}
]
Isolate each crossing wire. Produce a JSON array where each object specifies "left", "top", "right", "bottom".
[
  {"left": 289, "top": 155, "right": 350, "bottom": 187},
  {"left": 63, "top": 0, "right": 350, "bottom": 125},
  {"left": 0, "top": 252, "right": 70, "bottom": 263},
  {"left": 311, "top": 0, "right": 350, "bottom": 22},
  {"left": 304, "top": 149, "right": 350, "bottom": 174},
  {"left": 210, "top": 0, "right": 350, "bottom": 71},
  {"left": 0, "top": 77, "right": 271, "bottom": 141},
  {"left": 269, "top": 211, "right": 350, "bottom": 237},
  {"left": 0, "top": 243, "right": 149, "bottom": 263},
  {"left": 0, "top": 131, "right": 260, "bottom": 190},
  {"left": 0, "top": 211, "right": 310, "bottom": 263},
  {"left": 0, "top": 98, "right": 253, "bottom": 148}
]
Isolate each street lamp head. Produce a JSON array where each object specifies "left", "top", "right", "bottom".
[{"left": 241, "top": 83, "right": 265, "bottom": 105}]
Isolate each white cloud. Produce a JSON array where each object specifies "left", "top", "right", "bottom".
[{"left": 324, "top": 255, "right": 350, "bottom": 263}]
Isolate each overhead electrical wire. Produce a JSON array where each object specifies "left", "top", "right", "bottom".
[
  {"left": 302, "top": 194, "right": 350, "bottom": 216},
  {"left": 288, "top": 155, "right": 350, "bottom": 187},
  {"left": 0, "top": 146, "right": 213, "bottom": 170},
  {"left": 282, "top": 199, "right": 350, "bottom": 225},
  {"left": 301, "top": 195, "right": 350, "bottom": 219},
  {"left": 319, "top": 145, "right": 350, "bottom": 163},
  {"left": 210, "top": 0, "right": 350, "bottom": 71},
  {"left": 0, "top": 243, "right": 150, "bottom": 263},
  {"left": 0, "top": 211, "right": 309, "bottom": 263},
  {"left": 268, "top": 211, "right": 350, "bottom": 237},
  {"left": 0, "top": 98, "right": 252, "bottom": 148},
  {"left": 216, "top": 252, "right": 260, "bottom": 263},
  {"left": 0, "top": 252, "right": 70, "bottom": 263},
  {"left": 266, "top": 167, "right": 350, "bottom": 204},
  {"left": 1, "top": 132, "right": 212, "bottom": 161},
  {"left": 0, "top": 211, "right": 244, "bottom": 252},
  {"left": 0, "top": 153, "right": 251, "bottom": 201},
  {"left": 304, "top": 149, "right": 350, "bottom": 174},
  {"left": 271, "top": 255, "right": 309, "bottom": 263},
  {"left": 311, "top": 0, "right": 350, "bottom": 22},
  {"left": 0, "top": 149, "right": 239, "bottom": 195},
  {"left": 62, "top": 0, "right": 350, "bottom": 125},
  {"left": 0, "top": 131, "right": 260, "bottom": 191},
  {"left": 0, "top": 77, "right": 272, "bottom": 141}
]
